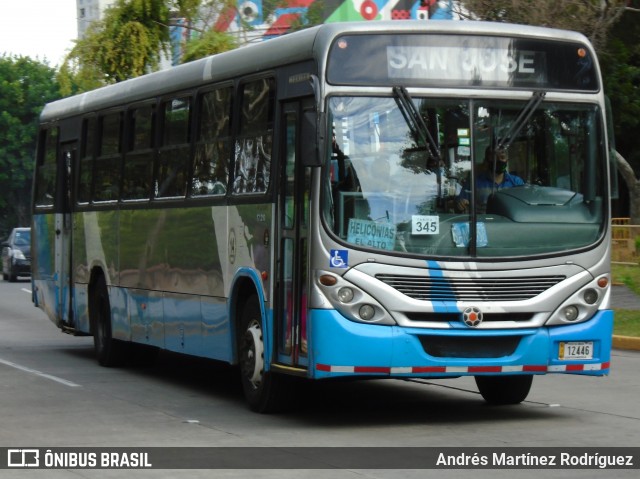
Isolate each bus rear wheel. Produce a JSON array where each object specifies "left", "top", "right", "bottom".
[
  {"left": 90, "top": 275, "right": 127, "bottom": 367},
  {"left": 238, "top": 294, "right": 291, "bottom": 413},
  {"left": 474, "top": 375, "right": 533, "bottom": 405}
]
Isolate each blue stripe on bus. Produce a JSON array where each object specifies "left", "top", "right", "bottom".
[{"left": 426, "top": 259, "right": 458, "bottom": 314}]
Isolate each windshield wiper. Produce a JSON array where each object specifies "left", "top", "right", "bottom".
[
  {"left": 496, "top": 91, "right": 546, "bottom": 151},
  {"left": 392, "top": 86, "right": 441, "bottom": 164}
]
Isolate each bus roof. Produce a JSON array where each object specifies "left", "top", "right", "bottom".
[{"left": 40, "top": 21, "right": 593, "bottom": 123}]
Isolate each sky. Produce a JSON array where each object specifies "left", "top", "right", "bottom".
[{"left": 1, "top": 0, "right": 78, "bottom": 67}]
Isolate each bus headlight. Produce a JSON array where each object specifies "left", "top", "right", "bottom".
[
  {"left": 338, "top": 287, "right": 354, "bottom": 303},
  {"left": 359, "top": 304, "right": 376, "bottom": 321},
  {"left": 546, "top": 276, "right": 609, "bottom": 326},
  {"left": 562, "top": 306, "right": 579, "bottom": 322},
  {"left": 583, "top": 288, "right": 598, "bottom": 305},
  {"left": 316, "top": 271, "right": 396, "bottom": 326}
]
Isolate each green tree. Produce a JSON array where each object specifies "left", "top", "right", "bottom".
[
  {"left": 601, "top": 12, "right": 640, "bottom": 221},
  {"left": 59, "top": 0, "right": 237, "bottom": 92},
  {"left": 179, "top": 0, "right": 238, "bottom": 63},
  {"left": 60, "top": 0, "right": 171, "bottom": 87},
  {"left": 181, "top": 28, "right": 237, "bottom": 63},
  {"left": 289, "top": 0, "right": 326, "bottom": 31},
  {"left": 0, "top": 56, "right": 60, "bottom": 236},
  {"left": 459, "top": 0, "right": 626, "bottom": 51}
]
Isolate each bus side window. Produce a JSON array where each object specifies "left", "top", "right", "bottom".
[
  {"left": 233, "top": 78, "right": 274, "bottom": 195},
  {"left": 77, "top": 117, "right": 95, "bottom": 204},
  {"left": 122, "top": 105, "right": 154, "bottom": 201},
  {"left": 94, "top": 112, "right": 122, "bottom": 202},
  {"left": 34, "top": 127, "right": 59, "bottom": 208},
  {"left": 157, "top": 97, "right": 190, "bottom": 198},
  {"left": 192, "top": 86, "right": 232, "bottom": 197}
]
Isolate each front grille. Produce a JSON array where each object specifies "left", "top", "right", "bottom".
[
  {"left": 405, "top": 312, "right": 535, "bottom": 323},
  {"left": 419, "top": 335, "right": 521, "bottom": 358},
  {"left": 376, "top": 274, "right": 565, "bottom": 302}
]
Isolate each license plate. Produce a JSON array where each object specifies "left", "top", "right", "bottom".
[{"left": 559, "top": 341, "right": 593, "bottom": 360}]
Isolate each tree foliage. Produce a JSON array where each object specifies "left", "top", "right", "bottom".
[
  {"left": 601, "top": 13, "right": 640, "bottom": 165},
  {"left": 0, "top": 56, "right": 60, "bottom": 236},
  {"left": 58, "top": 0, "right": 237, "bottom": 92},
  {"left": 181, "top": 28, "right": 237, "bottom": 63},
  {"left": 601, "top": 12, "right": 640, "bottom": 221},
  {"left": 459, "top": 0, "right": 626, "bottom": 51},
  {"left": 178, "top": 0, "right": 238, "bottom": 63},
  {"left": 460, "top": 0, "right": 640, "bottom": 222},
  {"left": 60, "top": 0, "right": 170, "bottom": 88}
]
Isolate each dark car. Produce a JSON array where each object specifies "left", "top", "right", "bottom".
[{"left": 1, "top": 227, "right": 31, "bottom": 282}]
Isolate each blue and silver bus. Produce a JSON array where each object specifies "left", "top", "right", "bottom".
[{"left": 32, "top": 21, "right": 616, "bottom": 412}]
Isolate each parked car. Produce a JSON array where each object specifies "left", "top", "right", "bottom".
[{"left": 1, "top": 227, "right": 31, "bottom": 282}]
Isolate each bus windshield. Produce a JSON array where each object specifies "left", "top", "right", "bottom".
[{"left": 324, "top": 95, "right": 606, "bottom": 258}]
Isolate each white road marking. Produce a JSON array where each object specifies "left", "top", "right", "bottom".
[{"left": 0, "top": 358, "right": 81, "bottom": 388}]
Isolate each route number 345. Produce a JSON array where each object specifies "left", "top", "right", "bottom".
[{"left": 412, "top": 215, "right": 439, "bottom": 235}]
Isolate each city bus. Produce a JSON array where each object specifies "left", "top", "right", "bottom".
[{"left": 31, "top": 21, "right": 616, "bottom": 412}]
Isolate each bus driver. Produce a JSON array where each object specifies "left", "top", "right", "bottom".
[{"left": 456, "top": 146, "right": 524, "bottom": 213}]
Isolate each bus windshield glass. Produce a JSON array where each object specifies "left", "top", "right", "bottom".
[{"left": 324, "top": 95, "right": 606, "bottom": 258}]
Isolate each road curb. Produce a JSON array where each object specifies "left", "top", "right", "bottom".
[{"left": 612, "top": 335, "right": 640, "bottom": 351}]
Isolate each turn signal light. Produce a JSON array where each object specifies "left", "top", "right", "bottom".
[{"left": 319, "top": 274, "right": 338, "bottom": 286}]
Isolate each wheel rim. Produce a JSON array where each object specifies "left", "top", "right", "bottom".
[{"left": 240, "top": 319, "right": 264, "bottom": 390}]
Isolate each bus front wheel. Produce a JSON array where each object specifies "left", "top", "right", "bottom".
[
  {"left": 474, "top": 375, "right": 533, "bottom": 405},
  {"left": 238, "top": 294, "right": 291, "bottom": 413}
]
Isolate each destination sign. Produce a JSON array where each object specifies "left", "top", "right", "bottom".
[
  {"left": 327, "top": 34, "right": 598, "bottom": 91},
  {"left": 387, "top": 46, "right": 544, "bottom": 84},
  {"left": 347, "top": 218, "right": 396, "bottom": 251}
]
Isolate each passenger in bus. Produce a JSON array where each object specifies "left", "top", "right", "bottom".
[{"left": 456, "top": 147, "right": 524, "bottom": 213}]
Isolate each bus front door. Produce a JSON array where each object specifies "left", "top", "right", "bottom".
[
  {"left": 276, "top": 100, "right": 313, "bottom": 367},
  {"left": 55, "top": 142, "right": 75, "bottom": 329}
]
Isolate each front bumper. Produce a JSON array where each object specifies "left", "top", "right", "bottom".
[
  {"left": 308, "top": 309, "right": 613, "bottom": 379},
  {"left": 11, "top": 259, "right": 31, "bottom": 276}
]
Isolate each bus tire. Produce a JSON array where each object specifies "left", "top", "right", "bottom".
[
  {"left": 238, "top": 293, "right": 291, "bottom": 413},
  {"left": 474, "top": 375, "right": 533, "bottom": 405},
  {"left": 90, "top": 275, "right": 127, "bottom": 367}
]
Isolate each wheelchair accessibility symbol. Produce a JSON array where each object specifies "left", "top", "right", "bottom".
[{"left": 330, "top": 250, "right": 348, "bottom": 268}]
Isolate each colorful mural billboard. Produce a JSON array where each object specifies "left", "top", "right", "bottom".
[
  {"left": 215, "top": 0, "right": 455, "bottom": 40},
  {"left": 169, "top": 1, "right": 456, "bottom": 64}
]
